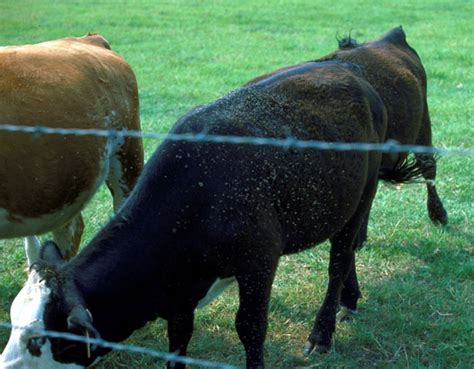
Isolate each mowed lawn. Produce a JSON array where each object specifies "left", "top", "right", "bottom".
[{"left": 0, "top": 1, "right": 472, "bottom": 368}]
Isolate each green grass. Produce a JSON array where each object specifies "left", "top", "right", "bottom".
[{"left": 1, "top": 0, "right": 473, "bottom": 368}]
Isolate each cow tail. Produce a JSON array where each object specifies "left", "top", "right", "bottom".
[{"left": 378, "top": 154, "right": 437, "bottom": 184}]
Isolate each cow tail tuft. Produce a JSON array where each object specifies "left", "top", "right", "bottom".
[{"left": 379, "top": 154, "right": 437, "bottom": 184}]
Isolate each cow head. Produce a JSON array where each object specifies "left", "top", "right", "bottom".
[{"left": 0, "top": 242, "right": 100, "bottom": 369}]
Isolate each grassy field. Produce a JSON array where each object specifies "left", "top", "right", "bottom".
[{"left": 0, "top": 0, "right": 473, "bottom": 368}]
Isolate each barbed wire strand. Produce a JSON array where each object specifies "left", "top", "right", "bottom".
[
  {"left": 0, "top": 322, "right": 238, "bottom": 369},
  {"left": 0, "top": 124, "right": 473, "bottom": 157}
]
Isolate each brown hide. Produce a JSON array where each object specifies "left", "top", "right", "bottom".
[
  {"left": 317, "top": 28, "right": 447, "bottom": 226},
  {"left": 318, "top": 28, "right": 427, "bottom": 164},
  {"left": 247, "top": 27, "right": 427, "bottom": 165},
  {"left": 0, "top": 34, "right": 143, "bottom": 230},
  {"left": 245, "top": 27, "right": 447, "bottom": 227}
]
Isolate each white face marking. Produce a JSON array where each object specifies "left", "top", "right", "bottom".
[
  {"left": 0, "top": 271, "right": 84, "bottom": 369},
  {"left": 0, "top": 201, "right": 86, "bottom": 240},
  {"left": 197, "top": 277, "right": 236, "bottom": 308}
]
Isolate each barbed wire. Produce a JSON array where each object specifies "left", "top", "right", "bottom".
[
  {"left": 0, "top": 322, "right": 238, "bottom": 369},
  {"left": 0, "top": 124, "right": 473, "bottom": 157}
]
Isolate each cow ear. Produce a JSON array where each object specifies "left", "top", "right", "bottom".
[
  {"left": 39, "top": 241, "right": 66, "bottom": 266},
  {"left": 67, "top": 305, "right": 101, "bottom": 344}
]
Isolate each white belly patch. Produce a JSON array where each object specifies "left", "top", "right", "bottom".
[
  {"left": 0, "top": 203, "right": 84, "bottom": 239},
  {"left": 197, "top": 277, "right": 236, "bottom": 308}
]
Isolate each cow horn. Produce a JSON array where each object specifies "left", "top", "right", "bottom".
[{"left": 67, "top": 305, "right": 100, "bottom": 351}]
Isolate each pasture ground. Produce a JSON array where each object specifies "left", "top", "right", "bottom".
[{"left": 0, "top": 1, "right": 472, "bottom": 368}]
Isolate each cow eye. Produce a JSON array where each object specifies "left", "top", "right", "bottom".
[{"left": 26, "top": 336, "right": 47, "bottom": 356}]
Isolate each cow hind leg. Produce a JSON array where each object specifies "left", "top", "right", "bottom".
[
  {"left": 337, "top": 210, "right": 370, "bottom": 320},
  {"left": 105, "top": 153, "right": 129, "bottom": 212},
  {"left": 304, "top": 230, "right": 357, "bottom": 355},
  {"left": 337, "top": 258, "right": 360, "bottom": 321},
  {"left": 51, "top": 213, "right": 85, "bottom": 259},
  {"left": 305, "top": 176, "right": 378, "bottom": 355},
  {"left": 106, "top": 137, "right": 143, "bottom": 212}
]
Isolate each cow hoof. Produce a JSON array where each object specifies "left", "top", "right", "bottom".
[
  {"left": 429, "top": 208, "right": 448, "bottom": 226},
  {"left": 303, "top": 340, "right": 330, "bottom": 355},
  {"left": 428, "top": 199, "right": 448, "bottom": 226},
  {"left": 303, "top": 340, "right": 315, "bottom": 356},
  {"left": 316, "top": 344, "right": 330, "bottom": 354},
  {"left": 336, "top": 306, "right": 358, "bottom": 322}
]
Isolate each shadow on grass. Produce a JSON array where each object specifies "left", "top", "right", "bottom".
[
  {"left": 258, "top": 236, "right": 472, "bottom": 368},
  {"left": 442, "top": 223, "right": 474, "bottom": 242}
]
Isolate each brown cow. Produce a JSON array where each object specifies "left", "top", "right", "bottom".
[
  {"left": 247, "top": 26, "right": 448, "bottom": 230},
  {"left": 0, "top": 34, "right": 144, "bottom": 265}
]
